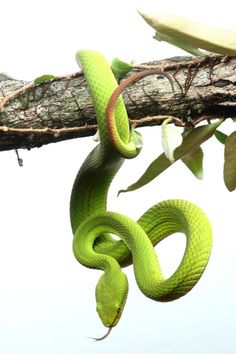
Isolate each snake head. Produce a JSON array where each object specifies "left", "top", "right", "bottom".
[{"left": 95, "top": 270, "right": 128, "bottom": 328}]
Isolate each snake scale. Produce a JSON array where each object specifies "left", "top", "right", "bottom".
[{"left": 70, "top": 50, "right": 212, "bottom": 340}]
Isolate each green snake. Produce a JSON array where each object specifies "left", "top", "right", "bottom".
[{"left": 70, "top": 50, "right": 213, "bottom": 340}]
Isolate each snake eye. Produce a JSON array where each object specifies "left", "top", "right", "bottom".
[
  {"left": 115, "top": 304, "right": 122, "bottom": 314},
  {"left": 96, "top": 304, "right": 101, "bottom": 313}
]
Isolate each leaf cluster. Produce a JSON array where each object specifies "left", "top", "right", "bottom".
[{"left": 119, "top": 119, "right": 236, "bottom": 194}]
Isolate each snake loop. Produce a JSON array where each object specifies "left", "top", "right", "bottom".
[{"left": 70, "top": 50, "right": 212, "bottom": 340}]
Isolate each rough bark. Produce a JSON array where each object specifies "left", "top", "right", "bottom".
[{"left": 0, "top": 54, "right": 236, "bottom": 151}]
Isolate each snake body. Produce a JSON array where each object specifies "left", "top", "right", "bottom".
[{"left": 71, "top": 50, "right": 212, "bottom": 338}]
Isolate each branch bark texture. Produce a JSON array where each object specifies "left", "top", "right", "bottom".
[{"left": 1, "top": 55, "right": 236, "bottom": 151}]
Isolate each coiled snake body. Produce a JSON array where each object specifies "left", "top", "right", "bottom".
[{"left": 70, "top": 50, "right": 212, "bottom": 339}]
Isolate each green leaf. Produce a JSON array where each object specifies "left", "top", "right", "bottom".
[
  {"left": 161, "top": 118, "right": 183, "bottom": 162},
  {"left": 224, "top": 131, "right": 236, "bottom": 191},
  {"left": 214, "top": 129, "right": 228, "bottom": 144},
  {"left": 111, "top": 58, "right": 133, "bottom": 79},
  {"left": 137, "top": 11, "right": 236, "bottom": 56},
  {"left": 34, "top": 75, "right": 56, "bottom": 84},
  {"left": 181, "top": 147, "right": 203, "bottom": 179},
  {"left": 119, "top": 120, "right": 222, "bottom": 193}
]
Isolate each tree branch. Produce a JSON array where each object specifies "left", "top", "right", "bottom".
[{"left": 1, "top": 54, "right": 236, "bottom": 151}]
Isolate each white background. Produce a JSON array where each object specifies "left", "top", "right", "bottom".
[{"left": 1, "top": 1, "right": 236, "bottom": 353}]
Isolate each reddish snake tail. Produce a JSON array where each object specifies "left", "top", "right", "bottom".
[{"left": 106, "top": 67, "right": 174, "bottom": 146}]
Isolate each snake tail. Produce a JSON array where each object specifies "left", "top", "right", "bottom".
[{"left": 106, "top": 68, "right": 174, "bottom": 157}]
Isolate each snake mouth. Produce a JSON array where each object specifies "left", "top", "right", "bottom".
[{"left": 92, "top": 308, "right": 122, "bottom": 341}]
